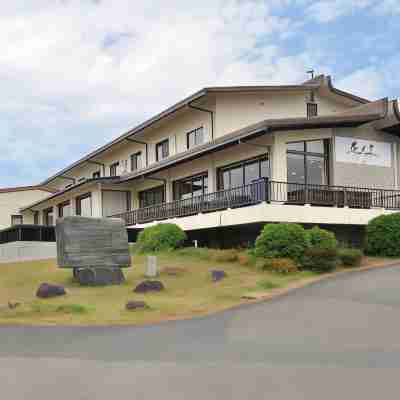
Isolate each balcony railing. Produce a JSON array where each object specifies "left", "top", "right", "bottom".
[
  {"left": 109, "top": 179, "right": 400, "bottom": 226},
  {"left": 0, "top": 225, "right": 56, "bottom": 245}
]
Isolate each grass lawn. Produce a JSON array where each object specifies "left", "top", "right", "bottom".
[{"left": 0, "top": 249, "right": 394, "bottom": 326}]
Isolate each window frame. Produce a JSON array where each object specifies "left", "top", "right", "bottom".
[
  {"left": 307, "top": 102, "right": 318, "bottom": 118},
  {"left": 92, "top": 171, "right": 101, "bottom": 179},
  {"left": 34, "top": 211, "right": 39, "bottom": 225},
  {"left": 110, "top": 162, "right": 119, "bottom": 177},
  {"left": 43, "top": 207, "right": 54, "bottom": 226},
  {"left": 186, "top": 127, "right": 204, "bottom": 149},
  {"left": 58, "top": 200, "right": 71, "bottom": 218},
  {"left": 130, "top": 151, "right": 142, "bottom": 172},
  {"left": 217, "top": 155, "right": 270, "bottom": 190},
  {"left": 286, "top": 139, "right": 330, "bottom": 185},
  {"left": 173, "top": 172, "right": 208, "bottom": 200},
  {"left": 138, "top": 185, "right": 165, "bottom": 208},
  {"left": 155, "top": 139, "right": 169, "bottom": 162},
  {"left": 11, "top": 215, "right": 23, "bottom": 226},
  {"left": 76, "top": 192, "right": 92, "bottom": 216}
]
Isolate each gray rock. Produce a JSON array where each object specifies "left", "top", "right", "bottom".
[
  {"left": 211, "top": 270, "right": 226, "bottom": 282},
  {"left": 55, "top": 216, "right": 131, "bottom": 269},
  {"left": 134, "top": 280, "right": 165, "bottom": 293},
  {"left": 76, "top": 267, "right": 125, "bottom": 286},
  {"left": 126, "top": 301, "right": 149, "bottom": 310},
  {"left": 36, "top": 283, "right": 66, "bottom": 298}
]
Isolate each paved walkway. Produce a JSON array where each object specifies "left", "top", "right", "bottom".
[{"left": 1, "top": 265, "right": 400, "bottom": 399}]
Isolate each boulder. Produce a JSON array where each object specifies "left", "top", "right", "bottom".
[
  {"left": 75, "top": 267, "right": 125, "bottom": 286},
  {"left": 36, "top": 283, "right": 66, "bottom": 298},
  {"left": 133, "top": 280, "right": 165, "bottom": 293},
  {"left": 211, "top": 270, "right": 226, "bottom": 282},
  {"left": 126, "top": 300, "right": 149, "bottom": 311}
]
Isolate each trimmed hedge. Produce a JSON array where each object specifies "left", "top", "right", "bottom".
[
  {"left": 306, "top": 227, "right": 337, "bottom": 250},
  {"left": 338, "top": 248, "right": 363, "bottom": 267},
  {"left": 255, "top": 223, "right": 308, "bottom": 263},
  {"left": 366, "top": 213, "right": 400, "bottom": 256},
  {"left": 302, "top": 248, "right": 338, "bottom": 273},
  {"left": 137, "top": 223, "right": 187, "bottom": 252}
]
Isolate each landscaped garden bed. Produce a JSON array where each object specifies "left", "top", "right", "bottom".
[{"left": 0, "top": 217, "right": 399, "bottom": 326}]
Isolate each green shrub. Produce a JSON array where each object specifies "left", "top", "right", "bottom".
[
  {"left": 366, "top": 213, "right": 400, "bottom": 256},
  {"left": 255, "top": 223, "right": 308, "bottom": 263},
  {"left": 306, "top": 227, "right": 337, "bottom": 250},
  {"left": 302, "top": 248, "right": 338, "bottom": 273},
  {"left": 137, "top": 223, "right": 187, "bottom": 252},
  {"left": 259, "top": 257, "right": 298, "bottom": 274},
  {"left": 338, "top": 248, "right": 363, "bottom": 267}
]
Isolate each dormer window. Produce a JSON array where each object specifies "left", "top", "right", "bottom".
[{"left": 307, "top": 102, "right": 318, "bottom": 118}]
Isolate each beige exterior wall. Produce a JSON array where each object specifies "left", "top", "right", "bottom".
[
  {"left": 0, "top": 189, "right": 50, "bottom": 230},
  {"left": 332, "top": 125, "right": 400, "bottom": 189},
  {"left": 47, "top": 89, "right": 352, "bottom": 192},
  {"left": 214, "top": 91, "right": 350, "bottom": 139}
]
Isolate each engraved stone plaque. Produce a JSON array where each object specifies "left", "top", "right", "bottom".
[{"left": 56, "top": 216, "right": 131, "bottom": 269}]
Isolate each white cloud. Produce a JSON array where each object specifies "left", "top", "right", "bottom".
[{"left": 0, "top": 0, "right": 397, "bottom": 187}]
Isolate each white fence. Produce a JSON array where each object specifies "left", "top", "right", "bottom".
[{"left": 0, "top": 241, "right": 56, "bottom": 264}]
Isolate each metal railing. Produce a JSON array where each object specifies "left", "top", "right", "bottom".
[
  {"left": 0, "top": 225, "right": 56, "bottom": 245},
  {"left": 110, "top": 179, "right": 400, "bottom": 226}
]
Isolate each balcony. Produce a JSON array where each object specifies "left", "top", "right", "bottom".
[{"left": 109, "top": 179, "right": 400, "bottom": 226}]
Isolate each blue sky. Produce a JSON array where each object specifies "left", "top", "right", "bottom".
[{"left": 1, "top": 0, "right": 399, "bottom": 187}]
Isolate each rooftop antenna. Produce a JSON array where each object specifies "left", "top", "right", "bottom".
[{"left": 307, "top": 69, "right": 315, "bottom": 80}]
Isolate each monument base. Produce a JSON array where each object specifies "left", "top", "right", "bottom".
[{"left": 75, "top": 267, "right": 125, "bottom": 286}]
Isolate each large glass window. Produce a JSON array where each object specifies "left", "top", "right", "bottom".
[
  {"left": 11, "top": 215, "right": 23, "bottom": 226},
  {"left": 156, "top": 139, "right": 169, "bottom": 162},
  {"left": 76, "top": 193, "right": 92, "bottom": 217},
  {"left": 218, "top": 156, "right": 270, "bottom": 190},
  {"left": 187, "top": 127, "right": 204, "bottom": 149},
  {"left": 139, "top": 186, "right": 165, "bottom": 208},
  {"left": 173, "top": 173, "right": 208, "bottom": 200},
  {"left": 287, "top": 139, "right": 329, "bottom": 185}
]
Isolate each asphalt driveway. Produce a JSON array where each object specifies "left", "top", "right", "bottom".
[{"left": 1, "top": 265, "right": 400, "bottom": 399}]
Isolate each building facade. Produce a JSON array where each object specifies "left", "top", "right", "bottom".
[{"left": 2, "top": 75, "right": 400, "bottom": 247}]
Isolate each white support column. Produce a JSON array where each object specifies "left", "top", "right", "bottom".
[
  {"left": 70, "top": 196, "right": 77, "bottom": 216},
  {"left": 208, "top": 155, "right": 217, "bottom": 193},
  {"left": 91, "top": 184, "right": 103, "bottom": 218}
]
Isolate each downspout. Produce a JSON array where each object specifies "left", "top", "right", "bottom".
[
  {"left": 188, "top": 102, "right": 214, "bottom": 141},
  {"left": 126, "top": 137, "right": 149, "bottom": 168}
]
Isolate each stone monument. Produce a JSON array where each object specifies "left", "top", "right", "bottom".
[{"left": 55, "top": 216, "right": 131, "bottom": 286}]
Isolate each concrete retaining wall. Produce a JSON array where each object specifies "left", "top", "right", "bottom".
[{"left": 0, "top": 241, "right": 56, "bottom": 264}]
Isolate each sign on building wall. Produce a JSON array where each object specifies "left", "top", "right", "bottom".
[{"left": 335, "top": 136, "right": 392, "bottom": 167}]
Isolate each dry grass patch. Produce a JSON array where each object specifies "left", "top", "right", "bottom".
[{"left": 0, "top": 249, "right": 394, "bottom": 326}]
